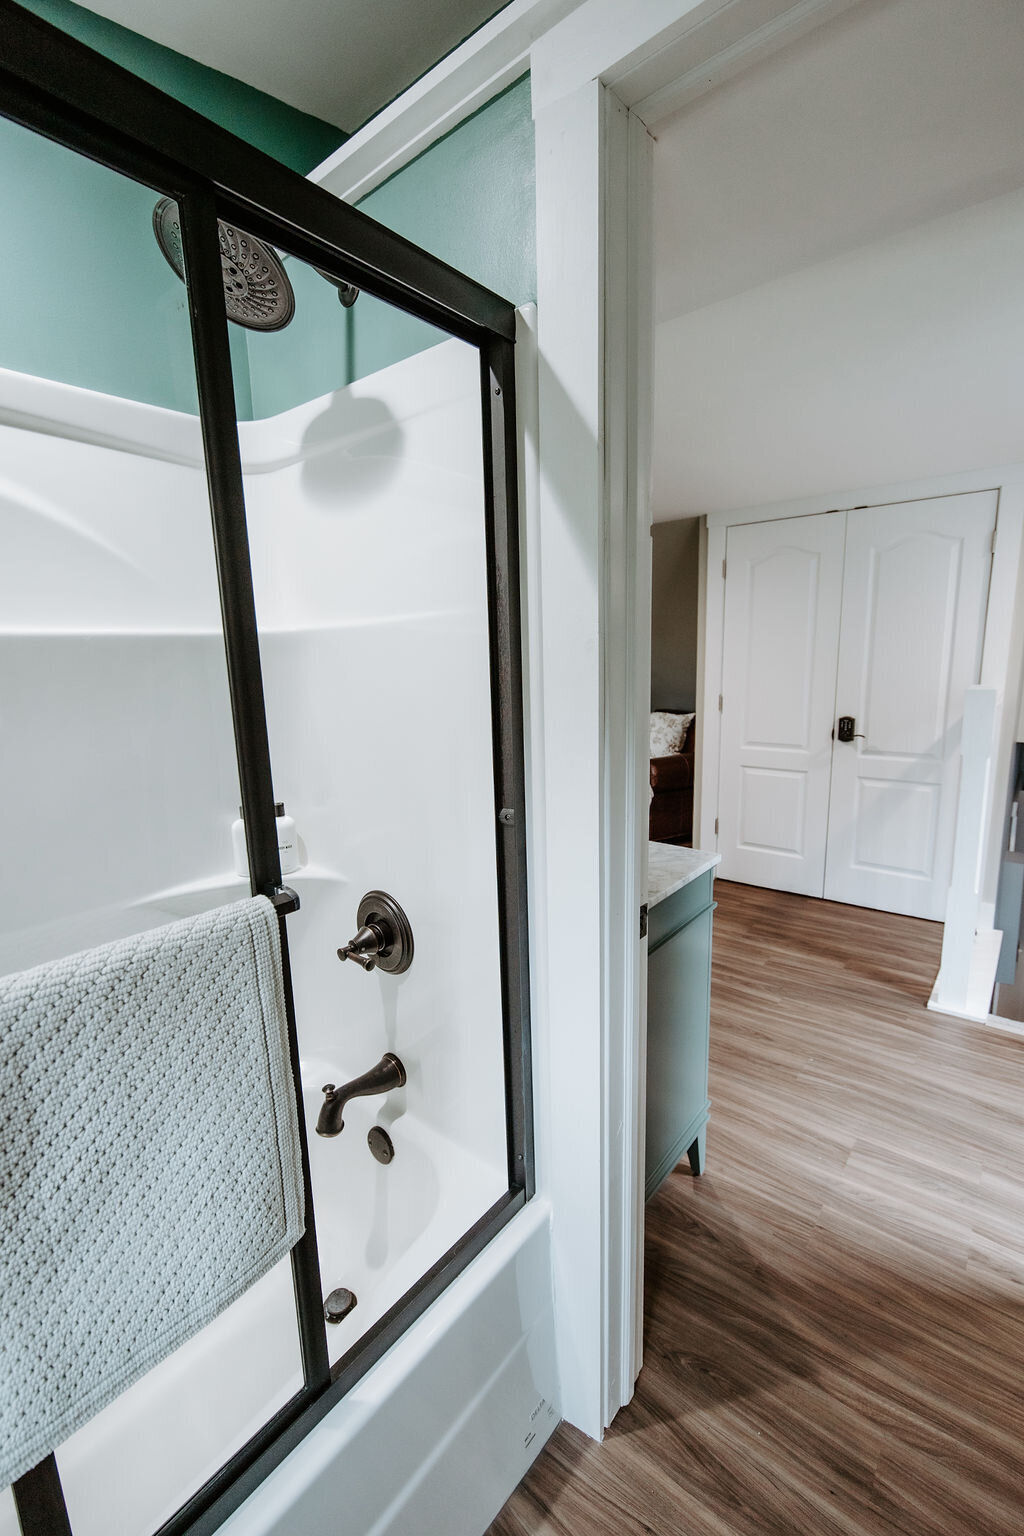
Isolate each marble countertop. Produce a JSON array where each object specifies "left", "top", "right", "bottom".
[{"left": 648, "top": 842, "right": 721, "bottom": 908}]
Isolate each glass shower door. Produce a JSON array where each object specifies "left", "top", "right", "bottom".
[
  {"left": 228, "top": 238, "right": 512, "bottom": 1371},
  {"left": 0, "top": 122, "right": 308, "bottom": 1536}
]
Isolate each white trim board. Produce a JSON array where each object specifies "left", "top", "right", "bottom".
[
  {"left": 701, "top": 463, "right": 1024, "bottom": 528},
  {"left": 928, "top": 998, "right": 1024, "bottom": 1039},
  {"left": 309, "top": 0, "right": 863, "bottom": 203},
  {"left": 532, "top": 77, "right": 654, "bottom": 1438},
  {"left": 982, "top": 1012, "right": 1024, "bottom": 1040},
  {"left": 310, "top": 0, "right": 578, "bottom": 201},
  {"left": 602, "top": 103, "right": 654, "bottom": 1422},
  {"left": 531, "top": 0, "right": 867, "bottom": 122},
  {"left": 627, "top": 0, "right": 867, "bottom": 123}
]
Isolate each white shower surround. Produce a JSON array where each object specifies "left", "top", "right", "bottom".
[{"left": 0, "top": 337, "right": 556, "bottom": 1536}]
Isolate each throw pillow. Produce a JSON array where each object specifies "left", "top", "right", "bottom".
[{"left": 650, "top": 710, "right": 695, "bottom": 757}]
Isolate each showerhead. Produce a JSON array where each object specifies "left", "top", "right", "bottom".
[{"left": 152, "top": 197, "right": 296, "bottom": 332}]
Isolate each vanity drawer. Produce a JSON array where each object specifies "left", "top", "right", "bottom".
[{"left": 648, "top": 868, "right": 715, "bottom": 952}]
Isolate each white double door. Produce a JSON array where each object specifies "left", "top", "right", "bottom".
[{"left": 717, "top": 492, "right": 995, "bottom": 919}]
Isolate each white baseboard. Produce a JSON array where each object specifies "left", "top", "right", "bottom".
[{"left": 983, "top": 1012, "right": 1024, "bottom": 1039}]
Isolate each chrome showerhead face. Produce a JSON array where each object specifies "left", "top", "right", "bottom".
[{"left": 152, "top": 197, "right": 296, "bottom": 332}]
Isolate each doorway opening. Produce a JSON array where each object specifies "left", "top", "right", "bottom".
[
  {"left": 637, "top": 4, "right": 1024, "bottom": 1527},
  {"left": 647, "top": 0, "right": 1024, "bottom": 1015}
]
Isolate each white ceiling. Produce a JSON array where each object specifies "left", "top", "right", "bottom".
[
  {"left": 82, "top": 0, "right": 509, "bottom": 132},
  {"left": 653, "top": 0, "right": 1024, "bottom": 324},
  {"left": 650, "top": 0, "right": 1024, "bottom": 518}
]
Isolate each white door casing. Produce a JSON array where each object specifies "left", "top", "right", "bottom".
[
  {"left": 718, "top": 512, "right": 845, "bottom": 895},
  {"left": 823, "top": 492, "right": 996, "bottom": 919}
]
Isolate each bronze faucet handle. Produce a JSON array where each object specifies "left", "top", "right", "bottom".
[
  {"left": 336, "top": 892, "right": 414, "bottom": 976},
  {"left": 337, "top": 924, "right": 382, "bottom": 971}
]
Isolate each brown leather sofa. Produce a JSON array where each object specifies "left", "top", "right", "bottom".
[{"left": 649, "top": 717, "right": 695, "bottom": 844}]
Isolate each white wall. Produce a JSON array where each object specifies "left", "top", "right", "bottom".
[
  {"left": 652, "top": 0, "right": 1024, "bottom": 323},
  {"left": 653, "top": 185, "right": 1024, "bottom": 515},
  {"left": 650, "top": 0, "right": 1024, "bottom": 517},
  {"left": 238, "top": 340, "right": 511, "bottom": 1218}
]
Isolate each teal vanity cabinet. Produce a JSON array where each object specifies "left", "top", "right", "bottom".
[{"left": 645, "top": 851, "right": 718, "bottom": 1199}]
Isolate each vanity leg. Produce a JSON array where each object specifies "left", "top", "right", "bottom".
[{"left": 686, "top": 1128, "right": 706, "bottom": 1177}]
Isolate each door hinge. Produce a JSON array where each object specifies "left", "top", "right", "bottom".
[
  {"left": 722, "top": 558, "right": 727, "bottom": 580},
  {"left": 991, "top": 527, "right": 998, "bottom": 556},
  {"left": 714, "top": 816, "right": 719, "bottom": 835},
  {"left": 639, "top": 903, "right": 648, "bottom": 940},
  {"left": 718, "top": 694, "right": 723, "bottom": 712}
]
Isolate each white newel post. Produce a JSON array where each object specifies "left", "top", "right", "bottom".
[{"left": 929, "top": 685, "right": 1000, "bottom": 1020}]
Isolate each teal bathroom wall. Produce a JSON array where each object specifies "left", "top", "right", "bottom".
[
  {"left": 0, "top": 115, "right": 205, "bottom": 414},
  {"left": 351, "top": 74, "right": 536, "bottom": 385},
  {"left": 0, "top": 5, "right": 536, "bottom": 419},
  {"left": 0, "top": 0, "right": 345, "bottom": 415},
  {"left": 246, "top": 76, "right": 537, "bottom": 417}
]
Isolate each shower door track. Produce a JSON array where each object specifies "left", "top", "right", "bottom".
[{"left": 0, "top": 6, "right": 533, "bottom": 1536}]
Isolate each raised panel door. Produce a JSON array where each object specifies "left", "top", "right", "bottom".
[
  {"left": 718, "top": 513, "right": 845, "bottom": 894},
  {"left": 823, "top": 492, "right": 995, "bottom": 918}
]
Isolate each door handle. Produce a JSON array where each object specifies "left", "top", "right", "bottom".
[{"left": 836, "top": 715, "right": 865, "bottom": 742}]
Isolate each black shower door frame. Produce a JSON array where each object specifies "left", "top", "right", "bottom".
[{"left": 0, "top": 6, "right": 533, "bottom": 1535}]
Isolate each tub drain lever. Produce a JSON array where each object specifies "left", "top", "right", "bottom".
[{"left": 324, "top": 1287, "right": 357, "bottom": 1324}]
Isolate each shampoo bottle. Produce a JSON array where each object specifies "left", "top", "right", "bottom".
[
  {"left": 231, "top": 802, "right": 301, "bottom": 878},
  {"left": 274, "top": 802, "right": 300, "bottom": 875}
]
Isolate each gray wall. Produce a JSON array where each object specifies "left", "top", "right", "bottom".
[{"left": 651, "top": 518, "right": 701, "bottom": 712}]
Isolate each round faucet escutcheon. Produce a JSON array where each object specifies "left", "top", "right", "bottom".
[{"left": 336, "top": 891, "right": 414, "bottom": 975}]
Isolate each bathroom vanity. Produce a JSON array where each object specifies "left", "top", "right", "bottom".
[{"left": 645, "top": 843, "right": 720, "bottom": 1199}]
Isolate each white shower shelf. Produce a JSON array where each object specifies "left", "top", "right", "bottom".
[{"left": 134, "top": 864, "right": 347, "bottom": 918}]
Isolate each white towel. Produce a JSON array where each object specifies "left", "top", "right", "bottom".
[{"left": 0, "top": 896, "right": 304, "bottom": 1487}]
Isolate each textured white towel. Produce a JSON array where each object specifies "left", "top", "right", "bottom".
[{"left": 0, "top": 896, "right": 304, "bottom": 1487}]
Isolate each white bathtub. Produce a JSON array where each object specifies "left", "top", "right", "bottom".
[
  {"left": 301, "top": 1060, "right": 507, "bottom": 1371},
  {"left": 217, "top": 1199, "right": 559, "bottom": 1536},
  {"left": 0, "top": 1057, "right": 511, "bottom": 1536}
]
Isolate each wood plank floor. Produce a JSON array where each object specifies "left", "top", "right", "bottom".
[{"left": 487, "top": 881, "right": 1024, "bottom": 1535}]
